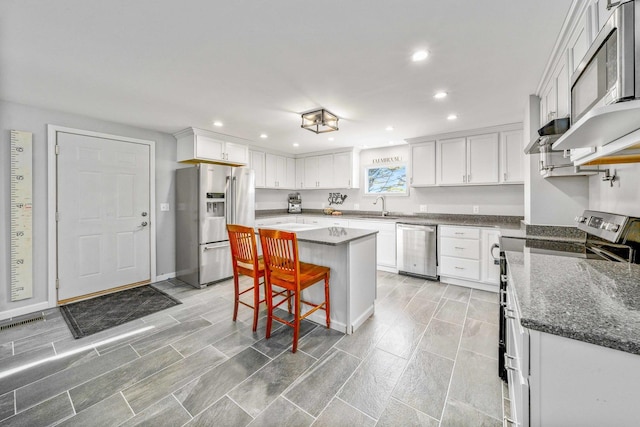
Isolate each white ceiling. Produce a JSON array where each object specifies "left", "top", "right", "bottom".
[{"left": 0, "top": 0, "right": 572, "bottom": 154}]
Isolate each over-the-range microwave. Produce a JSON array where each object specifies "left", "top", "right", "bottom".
[{"left": 571, "top": 0, "right": 640, "bottom": 124}]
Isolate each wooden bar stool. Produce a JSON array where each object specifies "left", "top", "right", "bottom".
[
  {"left": 258, "top": 228, "right": 330, "bottom": 353},
  {"left": 227, "top": 224, "right": 266, "bottom": 332}
]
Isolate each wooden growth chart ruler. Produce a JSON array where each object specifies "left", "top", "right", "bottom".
[{"left": 10, "top": 130, "right": 34, "bottom": 301}]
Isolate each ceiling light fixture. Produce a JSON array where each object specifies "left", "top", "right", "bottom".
[
  {"left": 434, "top": 92, "right": 447, "bottom": 99},
  {"left": 447, "top": 114, "right": 458, "bottom": 120},
  {"left": 260, "top": 133, "right": 268, "bottom": 139},
  {"left": 213, "top": 121, "right": 223, "bottom": 127},
  {"left": 292, "top": 143, "right": 299, "bottom": 147},
  {"left": 328, "top": 137, "right": 335, "bottom": 141},
  {"left": 301, "top": 108, "right": 339, "bottom": 134},
  {"left": 385, "top": 126, "right": 394, "bottom": 131},
  {"left": 412, "top": 50, "right": 429, "bottom": 62}
]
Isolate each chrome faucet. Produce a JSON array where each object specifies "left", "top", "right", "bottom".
[{"left": 373, "top": 196, "right": 389, "bottom": 217}]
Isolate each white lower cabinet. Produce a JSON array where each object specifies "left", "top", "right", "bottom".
[
  {"left": 348, "top": 219, "right": 396, "bottom": 271},
  {"left": 302, "top": 217, "right": 349, "bottom": 227},
  {"left": 438, "top": 225, "right": 499, "bottom": 291},
  {"left": 506, "top": 281, "right": 640, "bottom": 426},
  {"left": 254, "top": 216, "right": 291, "bottom": 227}
]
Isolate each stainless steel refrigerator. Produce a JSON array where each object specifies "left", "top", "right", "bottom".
[{"left": 175, "top": 164, "right": 255, "bottom": 288}]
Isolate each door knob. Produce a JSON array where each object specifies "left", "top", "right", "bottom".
[
  {"left": 141, "top": 212, "right": 148, "bottom": 217},
  {"left": 141, "top": 221, "right": 148, "bottom": 227}
]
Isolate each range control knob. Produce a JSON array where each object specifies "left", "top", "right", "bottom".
[
  {"left": 600, "top": 222, "right": 609, "bottom": 230},
  {"left": 575, "top": 216, "right": 587, "bottom": 223},
  {"left": 605, "top": 223, "right": 620, "bottom": 232}
]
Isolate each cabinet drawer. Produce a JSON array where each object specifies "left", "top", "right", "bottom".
[
  {"left": 440, "top": 237, "right": 480, "bottom": 260},
  {"left": 440, "top": 256, "right": 480, "bottom": 280},
  {"left": 440, "top": 226, "right": 480, "bottom": 239}
]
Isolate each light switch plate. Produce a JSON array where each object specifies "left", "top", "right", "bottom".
[
  {"left": 473, "top": 205, "right": 479, "bottom": 214},
  {"left": 160, "top": 203, "right": 170, "bottom": 212},
  {"left": 419, "top": 204, "right": 427, "bottom": 212}
]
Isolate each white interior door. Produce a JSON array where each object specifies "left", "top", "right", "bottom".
[{"left": 57, "top": 132, "right": 151, "bottom": 301}]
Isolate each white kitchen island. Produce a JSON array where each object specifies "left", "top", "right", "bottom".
[{"left": 259, "top": 223, "right": 378, "bottom": 334}]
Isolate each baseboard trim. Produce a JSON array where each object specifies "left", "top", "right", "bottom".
[
  {"left": 0, "top": 302, "right": 52, "bottom": 322},
  {"left": 439, "top": 276, "right": 499, "bottom": 293},
  {"left": 350, "top": 305, "right": 375, "bottom": 334},
  {"left": 155, "top": 272, "right": 176, "bottom": 282}
]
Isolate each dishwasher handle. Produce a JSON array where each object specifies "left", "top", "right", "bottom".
[{"left": 397, "top": 224, "right": 436, "bottom": 232}]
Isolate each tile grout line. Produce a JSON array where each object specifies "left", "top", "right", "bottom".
[
  {"left": 335, "top": 395, "right": 378, "bottom": 423},
  {"left": 169, "top": 393, "right": 194, "bottom": 422},
  {"left": 437, "top": 285, "right": 472, "bottom": 425},
  {"left": 279, "top": 394, "right": 317, "bottom": 421},
  {"left": 120, "top": 391, "right": 136, "bottom": 418},
  {"left": 387, "top": 283, "right": 447, "bottom": 420}
]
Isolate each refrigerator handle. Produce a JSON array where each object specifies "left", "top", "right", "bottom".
[
  {"left": 232, "top": 176, "right": 237, "bottom": 224},
  {"left": 225, "top": 175, "right": 232, "bottom": 225}
]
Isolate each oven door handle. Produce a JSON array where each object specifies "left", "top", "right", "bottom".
[{"left": 490, "top": 243, "right": 500, "bottom": 260}]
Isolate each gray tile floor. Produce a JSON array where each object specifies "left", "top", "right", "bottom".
[{"left": 0, "top": 271, "right": 505, "bottom": 426}]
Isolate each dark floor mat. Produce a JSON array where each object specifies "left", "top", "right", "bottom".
[{"left": 59, "top": 285, "right": 182, "bottom": 339}]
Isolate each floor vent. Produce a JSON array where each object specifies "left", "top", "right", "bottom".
[{"left": 0, "top": 314, "right": 45, "bottom": 331}]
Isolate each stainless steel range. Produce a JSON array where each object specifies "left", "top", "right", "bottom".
[{"left": 497, "top": 210, "right": 640, "bottom": 381}]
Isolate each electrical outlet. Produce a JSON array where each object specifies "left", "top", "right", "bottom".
[
  {"left": 419, "top": 204, "right": 427, "bottom": 213},
  {"left": 321, "top": 203, "right": 325, "bottom": 209},
  {"left": 354, "top": 203, "right": 360, "bottom": 210},
  {"left": 473, "top": 205, "right": 479, "bottom": 214},
  {"left": 160, "top": 203, "right": 170, "bottom": 212}
]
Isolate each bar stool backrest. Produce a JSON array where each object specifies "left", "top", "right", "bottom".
[
  {"left": 259, "top": 229, "right": 300, "bottom": 289},
  {"left": 227, "top": 224, "right": 260, "bottom": 273}
]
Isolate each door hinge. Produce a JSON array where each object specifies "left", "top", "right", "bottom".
[{"left": 55, "top": 145, "right": 60, "bottom": 155}]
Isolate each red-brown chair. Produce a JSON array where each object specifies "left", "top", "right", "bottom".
[
  {"left": 258, "top": 228, "right": 330, "bottom": 353},
  {"left": 227, "top": 224, "right": 266, "bottom": 331}
]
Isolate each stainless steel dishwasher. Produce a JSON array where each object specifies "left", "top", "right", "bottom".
[{"left": 396, "top": 223, "right": 438, "bottom": 280}]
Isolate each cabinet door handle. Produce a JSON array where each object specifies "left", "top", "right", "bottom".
[
  {"left": 454, "top": 247, "right": 465, "bottom": 250},
  {"left": 454, "top": 266, "right": 465, "bottom": 270},
  {"left": 463, "top": 174, "right": 466, "bottom": 183},
  {"left": 504, "top": 172, "right": 507, "bottom": 181},
  {"left": 454, "top": 232, "right": 465, "bottom": 235},
  {"left": 468, "top": 174, "right": 471, "bottom": 182}
]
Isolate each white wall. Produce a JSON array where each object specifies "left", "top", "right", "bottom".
[
  {"left": 0, "top": 100, "right": 178, "bottom": 317},
  {"left": 588, "top": 164, "right": 640, "bottom": 216},
  {"left": 523, "top": 95, "right": 589, "bottom": 225},
  {"left": 257, "top": 145, "right": 524, "bottom": 216}
]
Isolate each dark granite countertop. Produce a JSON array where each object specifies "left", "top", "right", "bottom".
[
  {"left": 255, "top": 210, "right": 526, "bottom": 238},
  {"left": 505, "top": 250, "right": 640, "bottom": 355},
  {"left": 259, "top": 223, "right": 378, "bottom": 246}
]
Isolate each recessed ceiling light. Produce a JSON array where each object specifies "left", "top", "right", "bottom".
[
  {"left": 385, "top": 126, "right": 394, "bottom": 131},
  {"left": 434, "top": 92, "right": 448, "bottom": 99},
  {"left": 361, "top": 145, "right": 369, "bottom": 148},
  {"left": 412, "top": 50, "right": 429, "bottom": 62},
  {"left": 292, "top": 143, "right": 299, "bottom": 147},
  {"left": 213, "top": 121, "right": 223, "bottom": 127},
  {"left": 260, "top": 133, "right": 268, "bottom": 139},
  {"left": 388, "top": 141, "right": 395, "bottom": 145},
  {"left": 328, "top": 137, "right": 335, "bottom": 141},
  {"left": 447, "top": 114, "right": 458, "bottom": 120}
]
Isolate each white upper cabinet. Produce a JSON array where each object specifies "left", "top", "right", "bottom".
[
  {"left": 304, "top": 154, "right": 334, "bottom": 189},
  {"left": 285, "top": 157, "right": 296, "bottom": 189},
  {"left": 500, "top": 130, "right": 524, "bottom": 184},
  {"left": 332, "top": 151, "right": 360, "bottom": 189},
  {"left": 467, "top": 133, "right": 499, "bottom": 184},
  {"left": 264, "top": 153, "right": 295, "bottom": 189},
  {"left": 410, "top": 141, "right": 436, "bottom": 186},
  {"left": 437, "top": 137, "right": 467, "bottom": 185},
  {"left": 437, "top": 134, "right": 499, "bottom": 185},
  {"left": 175, "top": 127, "right": 248, "bottom": 166},
  {"left": 295, "top": 158, "right": 305, "bottom": 189},
  {"left": 249, "top": 150, "right": 266, "bottom": 188}
]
